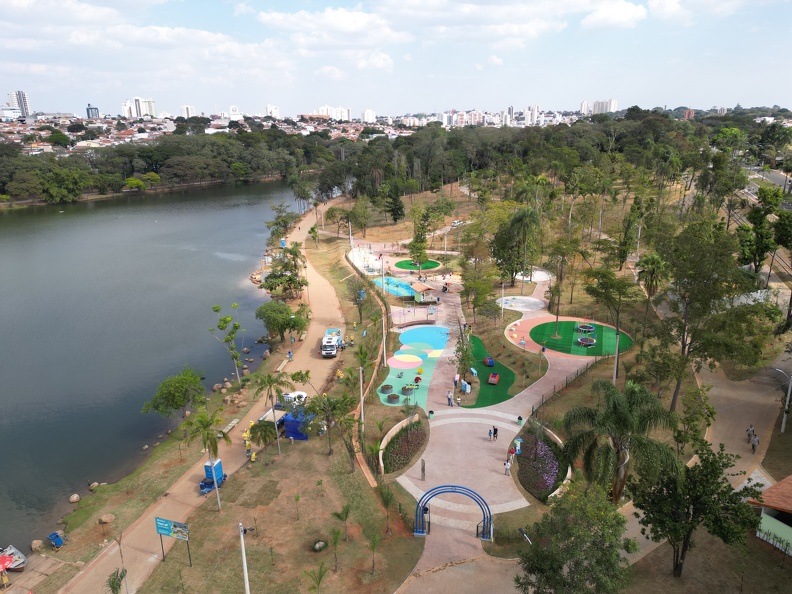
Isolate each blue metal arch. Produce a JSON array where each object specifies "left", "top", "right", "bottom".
[{"left": 414, "top": 484, "right": 493, "bottom": 541}]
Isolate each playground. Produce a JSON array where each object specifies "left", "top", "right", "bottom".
[
  {"left": 527, "top": 320, "right": 633, "bottom": 357},
  {"left": 374, "top": 276, "right": 416, "bottom": 297},
  {"left": 394, "top": 259, "right": 441, "bottom": 271},
  {"left": 378, "top": 325, "right": 450, "bottom": 411},
  {"left": 466, "top": 336, "right": 516, "bottom": 407}
]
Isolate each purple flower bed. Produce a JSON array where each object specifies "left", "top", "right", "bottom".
[
  {"left": 383, "top": 423, "right": 426, "bottom": 474},
  {"left": 516, "top": 434, "right": 564, "bottom": 502}
]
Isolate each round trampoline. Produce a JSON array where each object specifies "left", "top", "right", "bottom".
[
  {"left": 578, "top": 336, "right": 596, "bottom": 348},
  {"left": 577, "top": 324, "right": 595, "bottom": 334},
  {"left": 394, "top": 259, "right": 441, "bottom": 271},
  {"left": 529, "top": 320, "right": 632, "bottom": 357}
]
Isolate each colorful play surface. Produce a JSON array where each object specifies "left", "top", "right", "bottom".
[
  {"left": 394, "top": 259, "right": 441, "bottom": 271},
  {"left": 529, "top": 320, "right": 633, "bottom": 356},
  {"left": 378, "top": 325, "right": 449, "bottom": 411},
  {"left": 374, "top": 276, "right": 415, "bottom": 297},
  {"left": 467, "top": 335, "right": 516, "bottom": 408}
]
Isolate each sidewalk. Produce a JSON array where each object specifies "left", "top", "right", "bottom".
[{"left": 56, "top": 200, "right": 344, "bottom": 594}]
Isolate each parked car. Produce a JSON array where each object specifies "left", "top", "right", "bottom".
[
  {"left": 451, "top": 220, "right": 464, "bottom": 227},
  {"left": 281, "top": 391, "right": 308, "bottom": 404}
]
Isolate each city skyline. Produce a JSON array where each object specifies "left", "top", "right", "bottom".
[{"left": 1, "top": 1, "right": 789, "bottom": 117}]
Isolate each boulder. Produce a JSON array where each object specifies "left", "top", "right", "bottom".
[
  {"left": 99, "top": 514, "right": 115, "bottom": 525},
  {"left": 212, "top": 384, "right": 222, "bottom": 392},
  {"left": 223, "top": 396, "right": 232, "bottom": 405},
  {"left": 31, "top": 540, "right": 44, "bottom": 552},
  {"left": 89, "top": 482, "right": 99, "bottom": 491},
  {"left": 69, "top": 494, "right": 80, "bottom": 504},
  {"left": 242, "top": 369, "right": 250, "bottom": 376},
  {"left": 153, "top": 442, "right": 160, "bottom": 447},
  {"left": 141, "top": 444, "right": 149, "bottom": 451},
  {"left": 242, "top": 364, "right": 249, "bottom": 370},
  {"left": 223, "top": 381, "right": 232, "bottom": 389},
  {"left": 220, "top": 388, "right": 227, "bottom": 395},
  {"left": 237, "top": 401, "right": 248, "bottom": 408},
  {"left": 262, "top": 349, "right": 271, "bottom": 359},
  {"left": 185, "top": 411, "right": 191, "bottom": 417},
  {"left": 242, "top": 347, "right": 250, "bottom": 354}
]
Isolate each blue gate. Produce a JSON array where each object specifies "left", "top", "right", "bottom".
[{"left": 414, "top": 484, "right": 493, "bottom": 541}]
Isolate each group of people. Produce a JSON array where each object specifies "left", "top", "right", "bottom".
[
  {"left": 746, "top": 424, "right": 760, "bottom": 454},
  {"left": 446, "top": 390, "right": 461, "bottom": 407}
]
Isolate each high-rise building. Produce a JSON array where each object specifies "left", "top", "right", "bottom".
[
  {"left": 86, "top": 104, "right": 99, "bottom": 119},
  {"left": 527, "top": 105, "right": 539, "bottom": 126},
  {"left": 361, "top": 108, "right": 376, "bottom": 124},
  {"left": 229, "top": 105, "right": 243, "bottom": 121},
  {"left": 180, "top": 105, "right": 196, "bottom": 118},
  {"left": 130, "top": 96, "right": 156, "bottom": 118},
  {"left": 580, "top": 100, "right": 591, "bottom": 116},
  {"left": 9, "top": 91, "right": 30, "bottom": 116},
  {"left": 317, "top": 105, "right": 351, "bottom": 121},
  {"left": 266, "top": 104, "right": 280, "bottom": 119},
  {"left": 590, "top": 98, "right": 618, "bottom": 115}
]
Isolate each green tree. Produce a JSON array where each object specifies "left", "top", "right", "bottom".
[
  {"left": 774, "top": 210, "right": 792, "bottom": 321},
  {"left": 249, "top": 419, "right": 277, "bottom": 464},
  {"left": 303, "top": 561, "right": 329, "bottom": 593},
  {"left": 384, "top": 193, "right": 405, "bottom": 223},
  {"left": 630, "top": 441, "right": 762, "bottom": 578},
  {"left": 255, "top": 300, "right": 310, "bottom": 341},
  {"left": 141, "top": 366, "right": 204, "bottom": 425},
  {"left": 349, "top": 196, "right": 374, "bottom": 238},
  {"left": 563, "top": 379, "right": 679, "bottom": 503},
  {"left": 368, "top": 534, "right": 381, "bottom": 575},
  {"left": 305, "top": 393, "right": 357, "bottom": 470},
  {"left": 636, "top": 253, "right": 668, "bottom": 343},
  {"left": 509, "top": 207, "right": 540, "bottom": 294},
  {"left": 583, "top": 268, "right": 640, "bottom": 380},
  {"left": 333, "top": 504, "right": 351, "bottom": 541},
  {"left": 515, "top": 482, "right": 636, "bottom": 594},
  {"left": 673, "top": 386, "right": 716, "bottom": 456},
  {"left": 249, "top": 371, "right": 295, "bottom": 456},
  {"left": 308, "top": 225, "right": 319, "bottom": 248},
  {"left": 105, "top": 568, "right": 127, "bottom": 594},
  {"left": 454, "top": 319, "right": 476, "bottom": 381},
  {"left": 125, "top": 177, "right": 146, "bottom": 191},
  {"left": 330, "top": 527, "right": 341, "bottom": 573},
  {"left": 490, "top": 219, "right": 523, "bottom": 286},
  {"left": 379, "top": 486, "right": 395, "bottom": 536},
  {"left": 209, "top": 303, "right": 244, "bottom": 385},
  {"left": 46, "top": 130, "right": 71, "bottom": 148},
  {"left": 182, "top": 406, "right": 231, "bottom": 511},
  {"left": 141, "top": 172, "right": 161, "bottom": 188}
]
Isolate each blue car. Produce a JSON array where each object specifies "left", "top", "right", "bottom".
[{"left": 199, "top": 473, "right": 228, "bottom": 495}]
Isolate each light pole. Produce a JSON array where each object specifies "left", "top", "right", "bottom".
[
  {"left": 359, "top": 366, "right": 365, "bottom": 433},
  {"left": 239, "top": 523, "right": 255, "bottom": 594},
  {"left": 772, "top": 368, "right": 792, "bottom": 433}
]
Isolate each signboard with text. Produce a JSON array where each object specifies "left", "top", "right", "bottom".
[{"left": 155, "top": 517, "right": 189, "bottom": 541}]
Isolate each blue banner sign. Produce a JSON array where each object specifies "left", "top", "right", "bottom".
[{"left": 155, "top": 517, "right": 189, "bottom": 541}]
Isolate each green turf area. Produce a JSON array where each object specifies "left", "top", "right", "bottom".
[
  {"left": 467, "top": 335, "right": 516, "bottom": 407},
  {"left": 394, "top": 259, "right": 441, "bottom": 271},
  {"left": 529, "top": 320, "right": 633, "bottom": 356}
]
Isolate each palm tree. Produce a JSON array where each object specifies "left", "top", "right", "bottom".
[
  {"left": 183, "top": 406, "right": 231, "bottom": 511},
  {"left": 303, "top": 561, "right": 329, "bottom": 593},
  {"left": 105, "top": 568, "right": 127, "bottom": 594},
  {"left": 330, "top": 527, "right": 341, "bottom": 573},
  {"left": 306, "top": 393, "right": 355, "bottom": 457},
  {"left": 333, "top": 504, "right": 351, "bottom": 541},
  {"left": 563, "top": 379, "right": 679, "bottom": 504},
  {"left": 508, "top": 207, "right": 539, "bottom": 293},
  {"left": 250, "top": 371, "right": 294, "bottom": 455},
  {"left": 249, "top": 419, "right": 277, "bottom": 465},
  {"left": 369, "top": 535, "right": 381, "bottom": 575},
  {"left": 379, "top": 486, "right": 395, "bottom": 536},
  {"left": 636, "top": 253, "right": 668, "bottom": 343}
]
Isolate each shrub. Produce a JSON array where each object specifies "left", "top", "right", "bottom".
[
  {"left": 516, "top": 434, "right": 565, "bottom": 502},
  {"left": 382, "top": 422, "right": 426, "bottom": 474}
]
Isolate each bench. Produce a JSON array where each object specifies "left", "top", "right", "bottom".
[
  {"left": 518, "top": 528, "right": 532, "bottom": 543},
  {"left": 276, "top": 359, "right": 288, "bottom": 372}
]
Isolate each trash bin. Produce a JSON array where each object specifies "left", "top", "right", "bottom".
[
  {"left": 517, "top": 415, "right": 524, "bottom": 426},
  {"left": 428, "top": 410, "right": 434, "bottom": 420}
]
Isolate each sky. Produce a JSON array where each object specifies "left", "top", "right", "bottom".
[{"left": 1, "top": 0, "right": 790, "bottom": 118}]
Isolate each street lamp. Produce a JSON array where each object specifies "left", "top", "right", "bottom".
[
  {"left": 772, "top": 368, "right": 792, "bottom": 433},
  {"left": 239, "top": 523, "right": 255, "bottom": 594}
]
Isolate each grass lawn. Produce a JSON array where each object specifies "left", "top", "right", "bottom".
[
  {"left": 394, "top": 259, "right": 441, "bottom": 271},
  {"left": 530, "top": 320, "right": 633, "bottom": 357},
  {"left": 467, "top": 335, "right": 516, "bottom": 407}
]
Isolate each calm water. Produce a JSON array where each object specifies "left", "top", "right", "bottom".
[{"left": 0, "top": 182, "right": 291, "bottom": 548}]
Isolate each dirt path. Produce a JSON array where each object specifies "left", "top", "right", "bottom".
[{"left": 57, "top": 200, "right": 345, "bottom": 594}]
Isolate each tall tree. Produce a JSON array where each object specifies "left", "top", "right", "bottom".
[
  {"left": 630, "top": 441, "right": 762, "bottom": 578},
  {"left": 250, "top": 371, "right": 295, "bottom": 455},
  {"left": 636, "top": 253, "right": 668, "bottom": 344},
  {"left": 509, "top": 207, "right": 540, "bottom": 294},
  {"left": 141, "top": 366, "right": 205, "bottom": 428},
  {"left": 306, "top": 393, "right": 357, "bottom": 470},
  {"left": 563, "top": 379, "right": 679, "bottom": 503},
  {"left": 182, "top": 406, "right": 232, "bottom": 511},
  {"left": 249, "top": 419, "right": 277, "bottom": 464},
  {"left": 515, "top": 481, "right": 636, "bottom": 594}
]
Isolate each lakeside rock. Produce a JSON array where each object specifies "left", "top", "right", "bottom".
[
  {"left": 99, "top": 514, "right": 115, "bottom": 525},
  {"left": 212, "top": 383, "right": 222, "bottom": 392},
  {"left": 141, "top": 445, "right": 149, "bottom": 451},
  {"left": 89, "top": 482, "right": 99, "bottom": 491},
  {"left": 223, "top": 381, "right": 232, "bottom": 389},
  {"left": 31, "top": 540, "right": 43, "bottom": 552},
  {"left": 242, "top": 347, "right": 250, "bottom": 354},
  {"left": 69, "top": 494, "right": 80, "bottom": 504}
]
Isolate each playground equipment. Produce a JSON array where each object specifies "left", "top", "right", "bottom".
[
  {"left": 484, "top": 356, "right": 495, "bottom": 367},
  {"left": 488, "top": 373, "right": 500, "bottom": 385},
  {"left": 578, "top": 336, "right": 596, "bottom": 348}
]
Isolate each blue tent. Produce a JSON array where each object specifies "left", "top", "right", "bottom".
[{"left": 283, "top": 412, "right": 314, "bottom": 440}]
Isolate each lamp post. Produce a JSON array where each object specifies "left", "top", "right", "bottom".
[
  {"left": 772, "top": 368, "right": 792, "bottom": 433},
  {"left": 239, "top": 523, "right": 255, "bottom": 594},
  {"left": 359, "top": 366, "right": 365, "bottom": 434}
]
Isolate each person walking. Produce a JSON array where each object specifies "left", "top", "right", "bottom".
[
  {"left": 447, "top": 390, "right": 453, "bottom": 406},
  {"left": 746, "top": 424, "right": 755, "bottom": 443},
  {"left": 508, "top": 447, "right": 516, "bottom": 463},
  {"left": 504, "top": 460, "right": 511, "bottom": 476},
  {"left": 287, "top": 350, "right": 293, "bottom": 362},
  {"left": 493, "top": 427, "right": 498, "bottom": 442},
  {"left": 751, "top": 434, "right": 760, "bottom": 454},
  {"left": 488, "top": 429, "right": 493, "bottom": 442}
]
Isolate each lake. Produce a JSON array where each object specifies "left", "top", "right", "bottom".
[{"left": 0, "top": 182, "right": 292, "bottom": 548}]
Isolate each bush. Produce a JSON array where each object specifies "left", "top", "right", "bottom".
[
  {"left": 383, "top": 422, "right": 426, "bottom": 474},
  {"left": 516, "top": 435, "right": 565, "bottom": 502}
]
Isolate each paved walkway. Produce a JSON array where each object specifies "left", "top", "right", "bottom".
[{"left": 54, "top": 200, "right": 346, "bottom": 594}]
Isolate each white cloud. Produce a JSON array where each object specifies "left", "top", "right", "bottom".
[
  {"left": 233, "top": 3, "right": 255, "bottom": 17},
  {"left": 475, "top": 63, "right": 483, "bottom": 70},
  {"left": 356, "top": 50, "right": 394, "bottom": 71},
  {"left": 648, "top": 0, "right": 693, "bottom": 23},
  {"left": 314, "top": 65, "right": 347, "bottom": 81},
  {"left": 582, "top": 0, "right": 648, "bottom": 28},
  {"left": 489, "top": 54, "right": 503, "bottom": 65}
]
